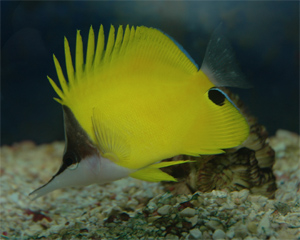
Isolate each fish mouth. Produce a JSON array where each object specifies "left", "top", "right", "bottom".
[
  {"left": 28, "top": 154, "right": 103, "bottom": 200},
  {"left": 29, "top": 177, "right": 56, "bottom": 201},
  {"left": 28, "top": 161, "right": 69, "bottom": 200}
]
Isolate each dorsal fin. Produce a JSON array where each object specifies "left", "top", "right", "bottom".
[
  {"left": 159, "top": 30, "right": 199, "bottom": 70},
  {"left": 48, "top": 25, "right": 199, "bottom": 104},
  {"left": 201, "top": 25, "right": 252, "bottom": 88}
]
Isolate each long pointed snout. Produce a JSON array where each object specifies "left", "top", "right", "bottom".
[{"left": 29, "top": 154, "right": 132, "bottom": 200}]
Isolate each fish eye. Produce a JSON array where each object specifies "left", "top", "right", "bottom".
[
  {"left": 63, "top": 152, "right": 78, "bottom": 170},
  {"left": 208, "top": 88, "right": 226, "bottom": 106}
]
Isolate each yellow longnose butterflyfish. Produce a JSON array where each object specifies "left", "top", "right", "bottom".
[{"left": 30, "top": 25, "right": 250, "bottom": 199}]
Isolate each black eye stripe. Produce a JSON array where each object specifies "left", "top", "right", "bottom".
[
  {"left": 63, "top": 151, "right": 78, "bottom": 167},
  {"left": 64, "top": 157, "right": 74, "bottom": 167},
  {"left": 208, "top": 88, "right": 226, "bottom": 106}
]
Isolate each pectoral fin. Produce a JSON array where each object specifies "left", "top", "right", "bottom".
[{"left": 92, "top": 108, "right": 131, "bottom": 164}]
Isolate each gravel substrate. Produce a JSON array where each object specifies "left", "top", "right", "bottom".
[{"left": 1, "top": 129, "right": 299, "bottom": 239}]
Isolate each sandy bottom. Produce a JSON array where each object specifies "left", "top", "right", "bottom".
[{"left": 0, "top": 129, "right": 299, "bottom": 239}]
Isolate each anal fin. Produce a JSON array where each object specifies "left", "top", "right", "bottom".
[{"left": 130, "top": 160, "right": 193, "bottom": 182}]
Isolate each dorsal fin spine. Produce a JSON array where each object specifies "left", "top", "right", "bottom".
[
  {"left": 129, "top": 26, "right": 135, "bottom": 42},
  {"left": 103, "top": 25, "right": 115, "bottom": 63},
  {"left": 119, "top": 25, "right": 131, "bottom": 55},
  {"left": 85, "top": 26, "right": 95, "bottom": 74},
  {"left": 48, "top": 76, "right": 64, "bottom": 100},
  {"left": 64, "top": 37, "right": 75, "bottom": 89},
  {"left": 75, "top": 30, "right": 83, "bottom": 82},
  {"left": 53, "top": 54, "right": 68, "bottom": 94},
  {"left": 94, "top": 25, "right": 104, "bottom": 71},
  {"left": 112, "top": 26, "right": 123, "bottom": 58}
]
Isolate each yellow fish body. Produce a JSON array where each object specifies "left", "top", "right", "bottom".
[{"left": 30, "top": 25, "right": 250, "bottom": 199}]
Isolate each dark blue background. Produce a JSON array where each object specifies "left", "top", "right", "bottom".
[{"left": 1, "top": 1, "right": 299, "bottom": 145}]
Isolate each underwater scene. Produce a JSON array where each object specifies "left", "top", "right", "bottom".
[{"left": 1, "top": 1, "right": 299, "bottom": 239}]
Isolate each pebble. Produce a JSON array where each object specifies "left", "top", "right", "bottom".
[
  {"left": 199, "top": 225, "right": 208, "bottom": 232},
  {"left": 202, "top": 231, "right": 211, "bottom": 239},
  {"left": 179, "top": 207, "right": 196, "bottom": 217},
  {"left": 220, "top": 202, "right": 235, "bottom": 210},
  {"left": 176, "top": 222, "right": 183, "bottom": 228},
  {"left": 250, "top": 195, "right": 268, "bottom": 207},
  {"left": 258, "top": 210, "right": 273, "bottom": 236},
  {"left": 206, "top": 220, "right": 224, "bottom": 231},
  {"left": 176, "top": 195, "right": 189, "bottom": 203},
  {"left": 147, "top": 215, "right": 161, "bottom": 223},
  {"left": 274, "top": 201, "right": 291, "bottom": 215},
  {"left": 157, "top": 205, "right": 172, "bottom": 215},
  {"left": 147, "top": 201, "right": 158, "bottom": 211},
  {"left": 231, "top": 189, "right": 249, "bottom": 204},
  {"left": 248, "top": 210, "right": 258, "bottom": 221},
  {"left": 212, "top": 190, "right": 228, "bottom": 198},
  {"left": 244, "top": 237, "right": 260, "bottom": 240},
  {"left": 127, "top": 198, "right": 139, "bottom": 209},
  {"left": 269, "top": 236, "right": 278, "bottom": 240},
  {"left": 144, "top": 188, "right": 155, "bottom": 198},
  {"left": 247, "top": 222, "right": 258, "bottom": 234},
  {"left": 271, "top": 141, "right": 286, "bottom": 152},
  {"left": 225, "top": 228, "right": 235, "bottom": 238},
  {"left": 189, "top": 228, "right": 202, "bottom": 239},
  {"left": 213, "top": 229, "right": 226, "bottom": 239},
  {"left": 234, "top": 224, "right": 249, "bottom": 238},
  {"left": 185, "top": 215, "right": 198, "bottom": 227},
  {"left": 165, "top": 234, "right": 179, "bottom": 240},
  {"left": 9, "top": 193, "right": 19, "bottom": 203},
  {"left": 24, "top": 223, "right": 43, "bottom": 236},
  {"left": 49, "top": 224, "right": 65, "bottom": 234}
]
